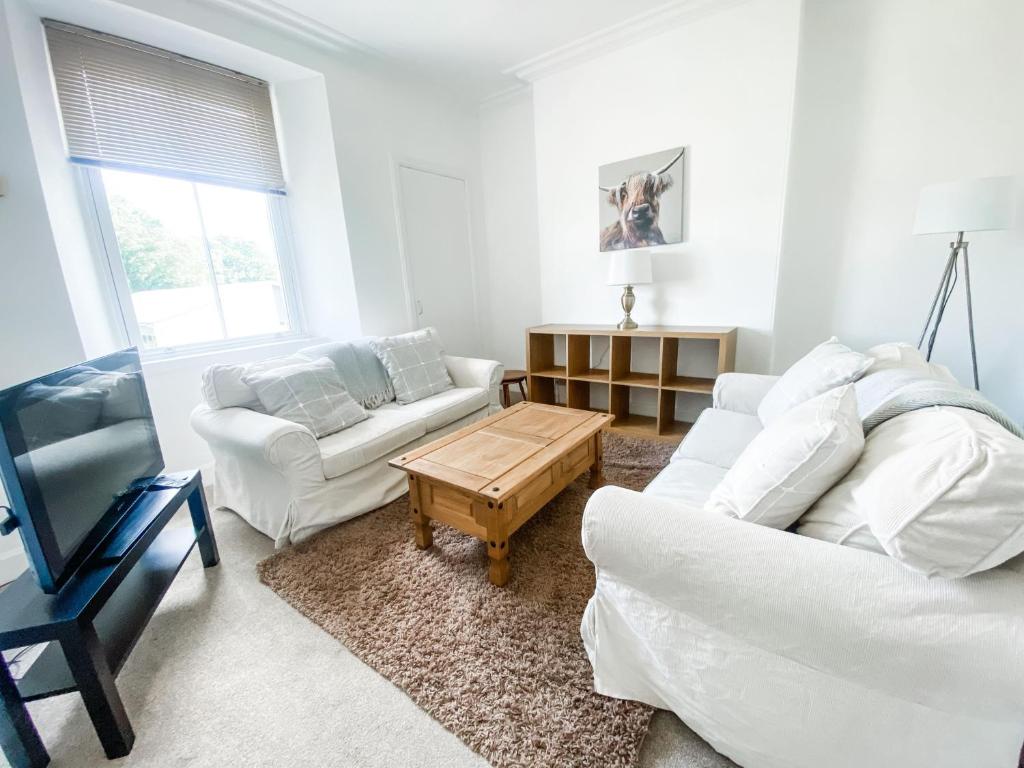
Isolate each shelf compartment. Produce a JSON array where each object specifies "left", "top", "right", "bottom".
[
  {"left": 570, "top": 369, "right": 610, "bottom": 382},
  {"left": 609, "top": 414, "right": 659, "bottom": 437},
  {"left": 662, "top": 375, "right": 715, "bottom": 394},
  {"left": 568, "top": 380, "right": 609, "bottom": 412},
  {"left": 658, "top": 419, "right": 693, "bottom": 440},
  {"left": 610, "top": 384, "right": 660, "bottom": 438},
  {"left": 528, "top": 376, "right": 556, "bottom": 405},
  {"left": 531, "top": 366, "right": 567, "bottom": 379},
  {"left": 611, "top": 335, "right": 660, "bottom": 383},
  {"left": 527, "top": 332, "right": 566, "bottom": 378},
  {"left": 612, "top": 372, "right": 660, "bottom": 388},
  {"left": 657, "top": 389, "right": 701, "bottom": 439},
  {"left": 567, "top": 334, "right": 610, "bottom": 380},
  {"left": 553, "top": 379, "right": 568, "bottom": 407}
]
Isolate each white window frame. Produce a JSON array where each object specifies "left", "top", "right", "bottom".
[{"left": 80, "top": 165, "right": 307, "bottom": 360}]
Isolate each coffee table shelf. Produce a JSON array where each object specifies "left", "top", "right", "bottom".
[{"left": 526, "top": 324, "right": 737, "bottom": 441}]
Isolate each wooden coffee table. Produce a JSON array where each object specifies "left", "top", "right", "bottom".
[{"left": 389, "top": 402, "right": 613, "bottom": 586}]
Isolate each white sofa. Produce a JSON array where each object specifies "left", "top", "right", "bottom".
[
  {"left": 581, "top": 372, "right": 1024, "bottom": 768},
  {"left": 191, "top": 347, "right": 503, "bottom": 546}
]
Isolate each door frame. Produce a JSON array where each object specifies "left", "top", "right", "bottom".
[{"left": 389, "top": 155, "right": 482, "bottom": 347}]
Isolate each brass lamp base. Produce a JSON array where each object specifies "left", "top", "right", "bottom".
[{"left": 616, "top": 285, "right": 638, "bottom": 329}]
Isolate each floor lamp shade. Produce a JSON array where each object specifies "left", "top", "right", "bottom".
[{"left": 913, "top": 176, "right": 1015, "bottom": 235}]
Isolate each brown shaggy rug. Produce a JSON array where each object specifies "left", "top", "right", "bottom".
[{"left": 257, "top": 432, "right": 676, "bottom": 768}]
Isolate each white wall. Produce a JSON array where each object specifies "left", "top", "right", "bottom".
[
  {"left": 529, "top": 0, "right": 802, "bottom": 374},
  {"left": 0, "top": 3, "right": 85, "bottom": 383},
  {"left": 773, "top": 0, "right": 1024, "bottom": 423},
  {"left": 6, "top": 0, "right": 124, "bottom": 358},
  {"left": 0, "top": 0, "right": 88, "bottom": 582},
  {"left": 274, "top": 75, "right": 363, "bottom": 342},
  {"left": 478, "top": 90, "right": 542, "bottom": 369}
]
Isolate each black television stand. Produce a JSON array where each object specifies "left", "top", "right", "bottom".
[{"left": 0, "top": 470, "right": 218, "bottom": 768}]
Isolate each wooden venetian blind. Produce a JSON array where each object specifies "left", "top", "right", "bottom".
[{"left": 44, "top": 20, "right": 286, "bottom": 193}]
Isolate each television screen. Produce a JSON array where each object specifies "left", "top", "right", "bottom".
[{"left": 0, "top": 348, "right": 164, "bottom": 592}]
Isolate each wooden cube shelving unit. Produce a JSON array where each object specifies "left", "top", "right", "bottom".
[{"left": 526, "top": 324, "right": 737, "bottom": 441}]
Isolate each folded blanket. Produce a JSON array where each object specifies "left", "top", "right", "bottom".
[
  {"left": 855, "top": 368, "right": 1023, "bottom": 439},
  {"left": 299, "top": 339, "right": 395, "bottom": 410}
]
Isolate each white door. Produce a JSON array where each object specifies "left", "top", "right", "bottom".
[{"left": 396, "top": 164, "right": 480, "bottom": 356}]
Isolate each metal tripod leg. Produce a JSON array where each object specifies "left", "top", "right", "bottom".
[
  {"left": 917, "top": 246, "right": 957, "bottom": 353},
  {"left": 962, "top": 245, "right": 979, "bottom": 389}
]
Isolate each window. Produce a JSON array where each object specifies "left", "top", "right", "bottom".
[
  {"left": 44, "top": 20, "right": 303, "bottom": 355},
  {"left": 86, "top": 168, "right": 299, "bottom": 352}
]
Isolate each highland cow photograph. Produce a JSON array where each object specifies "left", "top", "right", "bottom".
[{"left": 598, "top": 146, "right": 685, "bottom": 251}]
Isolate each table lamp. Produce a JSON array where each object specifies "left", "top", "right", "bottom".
[
  {"left": 913, "top": 175, "right": 1015, "bottom": 389},
  {"left": 607, "top": 249, "right": 652, "bottom": 329}
]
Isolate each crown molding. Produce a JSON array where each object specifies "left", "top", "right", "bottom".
[
  {"left": 505, "top": 0, "right": 752, "bottom": 83},
  {"left": 194, "top": 0, "right": 388, "bottom": 60},
  {"left": 479, "top": 81, "right": 532, "bottom": 110}
]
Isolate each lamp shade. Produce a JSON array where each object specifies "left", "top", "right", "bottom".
[
  {"left": 607, "top": 249, "right": 653, "bottom": 286},
  {"left": 913, "top": 176, "right": 1016, "bottom": 235}
]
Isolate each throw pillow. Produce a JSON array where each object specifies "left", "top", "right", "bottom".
[
  {"left": 706, "top": 385, "right": 864, "bottom": 529},
  {"left": 202, "top": 354, "right": 310, "bottom": 411},
  {"left": 854, "top": 407, "right": 1024, "bottom": 578},
  {"left": 242, "top": 357, "right": 367, "bottom": 438},
  {"left": 864, "top": 342, "right": 957, "bottom": 383},
  {"left": 369, "top": 328, "right": 454, "bottom": 405},
  {"left": 757, "top": 337, "right": 873, "bottom": 425}
]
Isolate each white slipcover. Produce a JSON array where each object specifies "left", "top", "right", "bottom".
[
  {"left": 191, "top": 352, "right": 502, "bottom": 545},
  {"left": 581, "top": 371, "right": 1024, "bottom": 768}
]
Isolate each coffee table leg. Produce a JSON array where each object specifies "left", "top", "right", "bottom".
[
  {"left": 588, "top": 433, "right": 605, "bottom": 489},
  {"left": 408, "top": 477, "right": 432, "bottom": 549},
  {"left": 488, "top": 538, "right": 510, "bottom": 587}
]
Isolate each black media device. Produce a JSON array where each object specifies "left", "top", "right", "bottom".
[{"left": 0, "top": 348, "right": 165, "bottom": 593}]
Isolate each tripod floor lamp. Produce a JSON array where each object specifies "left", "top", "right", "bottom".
[{"left": 912, "top": 176, "right": 1015, "bottom": 389}]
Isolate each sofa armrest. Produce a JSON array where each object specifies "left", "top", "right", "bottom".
[
  {"left": 443, "top": 355, "right": 503, "bottom": 408},
  {"left": 582, "top": 486, "right": 1024, "bottom": 721},
  {"left": 190, "top": 404, "right": 322, "bottom": 480},
  {"left": 712, "top": 372, "right": 778, "bottom": 415}
]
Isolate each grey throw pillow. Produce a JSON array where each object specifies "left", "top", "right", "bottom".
[
  {"left": 369, "top": 329, "right": 454, "bottom": 405},
  {"left": 242, "top": 357, "right": 367, "bottom": 438}
]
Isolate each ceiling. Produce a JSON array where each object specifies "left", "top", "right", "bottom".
[{"left": 224, "top": 0, "right": 693, "bottom": 100}]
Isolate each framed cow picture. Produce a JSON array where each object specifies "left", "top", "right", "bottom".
[{"left": 598, "top": 146, "right": 685, "bottom": 251}]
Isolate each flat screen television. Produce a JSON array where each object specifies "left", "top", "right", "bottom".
[{"left": 0, "top": 348, "right": 164, "bottom": 593}]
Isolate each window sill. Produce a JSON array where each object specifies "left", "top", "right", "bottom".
[{"left": 140, "top": 334, "right": 326, "bottom": 373}]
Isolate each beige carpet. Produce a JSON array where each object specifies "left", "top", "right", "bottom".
[{"left": 258, "top": 433, "right": 677, "bottom": 768}]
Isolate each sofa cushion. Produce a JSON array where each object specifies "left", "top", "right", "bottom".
[
  {"left": 672, "top": 408, "right": 763, "bottom": 469},
  {"left": 795, "top": 500, "right": 884, "bottom": 554},
  {"left": 643, "top": 458, "right": 727, "bottom": 508},
  {"left": 319, "top": 409, "right": 425, "bottom": 479},
  {"left": 369, "top": 328, "right": 454, "bottom": 405},
  {"left": 855, "top": 408, "right": 1024, "bottom": 578},
  {"left": 705, "top": 385, "right": 864, "bottom": 529},
  {"left": 757, "top": 337, "right": 873, "bottom": 425},
  {"left": 378, "top": 387, "right": 488, "bottom": 432},
  {"left": 243, "top": 358, "right": 367, "bottom": 439}
]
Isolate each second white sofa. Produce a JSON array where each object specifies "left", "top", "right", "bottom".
[{"left": 581, "top": 370, "right": 1024, "bottom": 768}]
